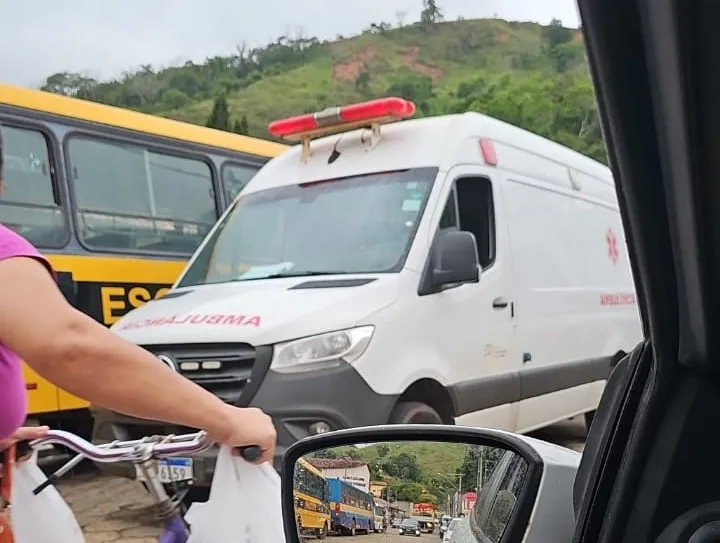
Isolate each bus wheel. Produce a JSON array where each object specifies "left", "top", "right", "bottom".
[
  {"left": 318, "top": 522, "right": 328, "bottom": 539},
  {"left": 389, "top": 401, "right": 443, "bottom": 424}
]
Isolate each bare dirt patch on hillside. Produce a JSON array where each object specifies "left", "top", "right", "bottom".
[
  {"left": 332, "top": 46, "right": 378, "bottom": 81},
  {"left": 397, "top": 46, "right": 445, "bottom": 80}
]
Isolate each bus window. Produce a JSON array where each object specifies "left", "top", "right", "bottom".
[
  {"left": 67, "top": 136, "right": 217, "bottom": 254},
  {"left": 222, "top": 162, "right": 259, "bottom": 203},
  {"left": 0, "top": 124, "right": 66, "bottom": 248}
]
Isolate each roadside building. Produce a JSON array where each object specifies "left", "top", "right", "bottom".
[{"left": 307, "top": 458, "right": 371, "bottom": 493}]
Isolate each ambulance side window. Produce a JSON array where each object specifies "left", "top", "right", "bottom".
[
  {"left": 439, "top": 187, "right": 459, "bottom": 231},
  {"left": 440, "top": 177, "right": 496, "bottom": 269}
]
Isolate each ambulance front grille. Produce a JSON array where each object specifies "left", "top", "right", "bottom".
[{"left": 141, "top": 343, "right": 256, "bottom": 405}]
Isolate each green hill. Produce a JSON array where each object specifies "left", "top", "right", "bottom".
[
  {"left": 338, "top": 441, "right": 467, "bottom": 477},
  {"left": 39, "top": 15, "right": 604, "bottom": 161}
]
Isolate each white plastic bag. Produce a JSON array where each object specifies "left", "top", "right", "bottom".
[
  {"left": 10, "top": 452, "right": 85, "bottom": 542},
  {"left": 186, "top": 446, "right": 286, "bottom": 543}
]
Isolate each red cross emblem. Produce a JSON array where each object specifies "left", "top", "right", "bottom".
[{"left": 606, "top": 228, "right": 619, "bottom": 265}]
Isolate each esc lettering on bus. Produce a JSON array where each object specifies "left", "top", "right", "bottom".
[{"left": 100, "top": 285, "right": 170, "bottom": 325}]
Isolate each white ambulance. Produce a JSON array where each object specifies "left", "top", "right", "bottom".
[{"left": 91, "top": 97, "right": 642, "bottom": 485}]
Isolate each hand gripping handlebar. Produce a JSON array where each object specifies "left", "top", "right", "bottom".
[{"left": 27, "top": 429, "right": 262, "bottom": 495}]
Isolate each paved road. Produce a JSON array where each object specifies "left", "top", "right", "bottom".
[
  {"left": 527, "top": 415, "right": 586, "bottom": 453},
  {"left": 58, "top": 473, "right": 163, "bottom": 542},
  {"left": 54, "top": 417, "right": 586, "bottom": 542},
  {"left": 337, "top": 532, "right": 438, "bottom": 542}
]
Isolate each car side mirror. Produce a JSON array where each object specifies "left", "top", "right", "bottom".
[
  {"left": 433, "top": 230, "right": 480, "bottom": 288},
  {"left": 280, "top": 425, "right": 581, "bottom": 543}
]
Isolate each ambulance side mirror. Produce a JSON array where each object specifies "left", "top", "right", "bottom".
[{"left": 433, "top": 230, "right": 480, "bottom": 287}]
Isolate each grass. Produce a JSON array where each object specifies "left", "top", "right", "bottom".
[{"left": 331, "top": 441, "right": 467, "bottom": 479}]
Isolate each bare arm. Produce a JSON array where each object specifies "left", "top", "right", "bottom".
[{"left": 0, "top": 257, "right": 234, "bottom": 442}]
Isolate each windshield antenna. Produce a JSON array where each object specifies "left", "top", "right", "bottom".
[{"left": 328, "top": 135, "right": 343, "bottom": 164}]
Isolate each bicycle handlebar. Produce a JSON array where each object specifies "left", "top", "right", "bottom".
[
  {"left": 30, "top": 430, "right": 213, "bottom": 462},
  {"left": 27, "top": 429, "right": 263, "bottom": 497}
]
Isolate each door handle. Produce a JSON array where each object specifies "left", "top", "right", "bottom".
[{"left": 492, "top": 297, "right": 509, "bottom": 309}]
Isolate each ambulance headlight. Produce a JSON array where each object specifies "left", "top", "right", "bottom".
[{"left": 271, "top": 326, "right": 374, "bottom": 373}]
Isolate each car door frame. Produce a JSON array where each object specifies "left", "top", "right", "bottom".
[{"left": 573, "top": 0, "right": 720, "bottom": 541}]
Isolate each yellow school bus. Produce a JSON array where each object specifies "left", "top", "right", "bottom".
[
  {"left": 0, "top": 83, "right": 287, "bottom": 435},
  {"left": 294, "top": 458, "right": 331, "bottom": 539}
]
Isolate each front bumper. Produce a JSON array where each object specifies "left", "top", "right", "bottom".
[{"left": 91, "top": 356, "right": 398, "bottom": 485}]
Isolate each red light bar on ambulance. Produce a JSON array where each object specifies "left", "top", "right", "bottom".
[{"left": 268, "top": 97, "right": 416, "bottom": 142}]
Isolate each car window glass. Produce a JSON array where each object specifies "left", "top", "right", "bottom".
[
  {"left": 223, "top": 162, "right": 259, "bottom": 202},
  {"left": 67, "top": 136, "right": 217, "bottom": 254},
  {"left": 469, "top": 451, "right": 528, "bottom": 543},
  {"left": 455, "top": 176, "right": 496, "bottom": 269},
  {"left": 0, "top": 124, "right": 66, "bottom": 247},
  {"left": 439, "top": 187, "right": 459, "bottom": 230}
]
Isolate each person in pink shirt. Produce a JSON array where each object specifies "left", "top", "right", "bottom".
[{"left": 0, "top": 127, "right": 276, "bottom": 462}]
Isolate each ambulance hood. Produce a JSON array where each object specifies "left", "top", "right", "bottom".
[{"left": 110, "top": 275, "right": 400, "bottom": 346}]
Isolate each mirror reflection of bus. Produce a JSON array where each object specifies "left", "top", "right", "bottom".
[{"left": 281, "top": 425, "right": 581, "bottom": 543}]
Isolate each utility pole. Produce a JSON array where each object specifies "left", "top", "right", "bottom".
[
  {"left": 477, "top": 447, "right": 485, "bottom": 492},
  {"left": 457, "top": 473, "right": 463, "bottom": 517}
]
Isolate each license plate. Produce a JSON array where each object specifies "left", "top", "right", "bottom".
[{"left": 135, "top": 458, "right": 193, "bottom": 483}]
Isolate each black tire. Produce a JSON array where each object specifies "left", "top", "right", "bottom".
[
  {"left": 584, "top": 410, "right": 596, "bottom": 433},
  {"left": 389, "top": 401, "right": 444, "bottom": 424},
  {"left": 318, "top": 522, "right": 328, "bottom": 539}
]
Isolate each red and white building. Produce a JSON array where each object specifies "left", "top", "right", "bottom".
[{"left": 461, "top": 491, "right": 477, "bottom": 515}]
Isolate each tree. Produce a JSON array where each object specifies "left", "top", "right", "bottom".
[
  {"left": 456, "top": 446, "right": 505, "bottom": 492},
  {"left": 541, "top": 19, "right": 577, "bottom": 73},
  {"left": 341, "top": 449, "right": 362, "bottom": 460},
  {"left": 386, "top": 75, "right": 434, "bottom": 113},
  {"left": 41, "top": 72, "right": 98, "bottom": 98},
  {"left": 376, "top": 444, "right": 390, "bottom": 458},
  {"left": 206, "top": 95, "right": 230, "bottom": 130},
  {"left": 162, "top": 88, "right": 189, "bottom": 110},
  {"left": 541, "top": 18, "right": 574, "bottom": 48},
  {"left": 389, "top": 480, "right": 426, "bottom": 502},
  {"left": 355, "top": 71, "right": 371, "bottom": 93},
  {"left": 383, "top": 453, "right": 422, "bottom": 481},
  {"left": 232, "top": 114, "right": 249, "bottom": 135},
  {"left": 312, "top": 448, "right": 337, "bottom": 459},
  {"left": 420, "top": 0, "right": 443, "bottom": 25}
]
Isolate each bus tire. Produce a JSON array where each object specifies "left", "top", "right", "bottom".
[
  {"left": 318, "top": 522, "right": 328, "bottom": 539},
  {"left": 389, "top": 401, "right": 443, "bottom": 425}
]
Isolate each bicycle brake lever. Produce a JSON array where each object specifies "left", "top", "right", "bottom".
[{"left": 238, "top": 445, "right": 262, "bottom": 462}]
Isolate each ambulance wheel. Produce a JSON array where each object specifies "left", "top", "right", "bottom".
[{"left": 389, "top": 401, "right": 444, "bottom": 424}]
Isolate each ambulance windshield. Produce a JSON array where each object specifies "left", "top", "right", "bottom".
[{"left": 177, "top": 167, "right": 438, "bottom": 287}]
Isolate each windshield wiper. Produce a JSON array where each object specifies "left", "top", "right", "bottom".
[{"left": 236, "top": 271, "right": 352, "bottom": 281}]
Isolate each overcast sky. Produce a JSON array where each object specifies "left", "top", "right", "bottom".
[{"left": 0, "top": 0, "right": 580, "bottom": 87}]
